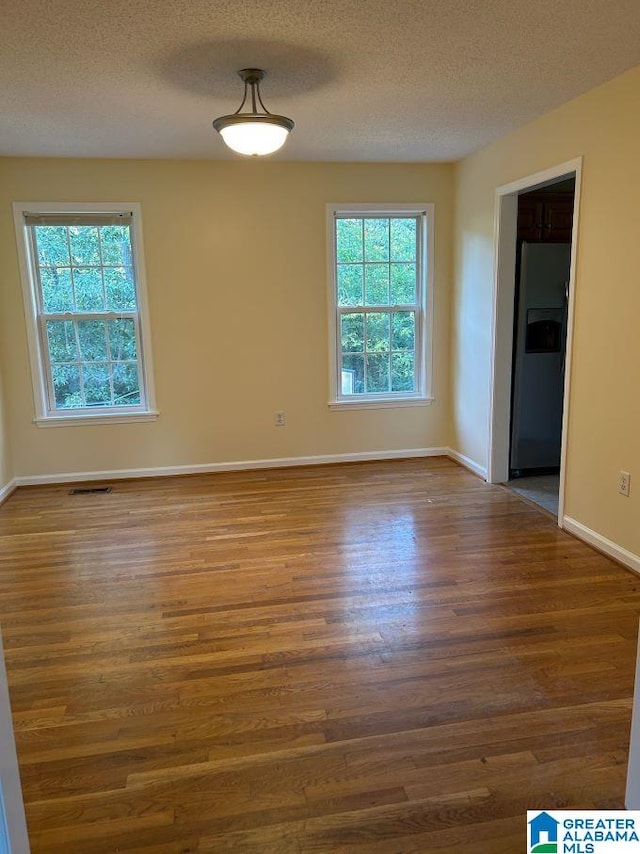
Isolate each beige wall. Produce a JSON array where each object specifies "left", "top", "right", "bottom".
[
  {"left": 0, "top": 159, "right": 453, "bottom": 478},
  {"left": 453, "top": 64, "right": 640, "bottom": 556}
]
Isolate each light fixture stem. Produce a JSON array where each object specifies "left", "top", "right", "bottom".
[
  {"left": 231, "top": 70, "right": 274, "bottom": 117},
  {"left": 242, "top": 79, "right": 272, "bottom": 116},
  {"left": 255, "top": 84, "right": 271, "bottom": 115},
  {"left": 233, "top": 81, "right": 249, "bottom": 116}
]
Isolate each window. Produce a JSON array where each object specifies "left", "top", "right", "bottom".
[
  {"left": 13, "top": 203, "right": 157, "bottom": 425},
  {"left": 327, "top": 204, "right": 434, "bottom": 408}
]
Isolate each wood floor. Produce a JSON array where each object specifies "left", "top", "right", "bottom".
[{"left": 1, "top": 457, "right": 639, "bottom": 852}]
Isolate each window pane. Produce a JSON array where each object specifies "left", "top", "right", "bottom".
[
  {"left": 23, "top": 211, "right": 152, "bottom": 418},
  {"left": 82, "top": 363, "right": 111, "bottom": 406},
  {"left": 365, "top": 264, "right": 390, "bottom": 306},
  {"left": 113, "top": 363, "right": 141, "bottom": 405},
  {"left": 342, "top": 354, "right": 364, "bottom": 395},
  {"left": 100, "top": 225, "right": 132, "bottom": 265},
  {"left": 47, "top": 320, "right": 78, "bottom": 362},
  {"left": 390, "top": 218, "right": 417, "bottom": 262},
  {"left": 392, "top": 352, "right": 415, "bottom": 392},
  {"left": 331, "top": 208, "right": 427, "bottom": 404},
  {"left": 41, "top": 267, "right": 74, "bottom": 312},
  {"left": 104, "top": 266, "right": 136, "bottom": 310},
  {"left": 336, "top": 219, "right": 363, "bottom": 263},
  {"left": 366, "top": 353, "right": 390, "bottom": 393},
  {"left": 366, "top": 312, "right": 390, "bottom": 352},
  {"left": 34, "top": 226, "right": 69, "bottom": 267},
  {"left": 391, "top": 311, "right": 415, "bottom": 351},
  {"left": 341, "top": 313, "right": 364, "bottom": 353},
  {"left": 364, "top": 219, "right": 389, "bottom": 262},
  {"left": 108, "top": 319, "right": 138, "bottom": 360},
  {"left": 73, "top": 268, "right": 104, "bottom": 311},
  {"left": 337, "top": 264, "right": 363, "bottom": 306},
  {"left": 78, "top": 320, "right": 108, "bottom": 360},
  {"left": 390, "top": 263, "right": 416, "bottom": 304},
  {"left": 52, "top": 364, "right": 82, "bottom": 408},
  {"left": 70, "top": 226, "right": 100, "bottom": 265}
]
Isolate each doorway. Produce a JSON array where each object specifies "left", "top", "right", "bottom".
[
  {"left": 507, "top": 179, "right": 575, "bottom": 515},
  {"left": 487, "top": 158, "right": 582, "bottom": 525}
]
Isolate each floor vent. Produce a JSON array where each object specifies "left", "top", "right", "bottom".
[{"left": 69, "top": 486, "right": 112, "bottom": 495}]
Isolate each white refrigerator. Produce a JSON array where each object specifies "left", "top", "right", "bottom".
[{"left": 510, "top": 242, "right": 571, "bottom": 474}]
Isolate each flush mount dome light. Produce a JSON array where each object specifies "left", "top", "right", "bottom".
[{"left": 212, "top": 69, "right": 294, "bottom": 156}]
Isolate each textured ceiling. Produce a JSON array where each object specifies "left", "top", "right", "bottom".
[{"left": 2, "top": 0, "right": 640, "bottom": 161}]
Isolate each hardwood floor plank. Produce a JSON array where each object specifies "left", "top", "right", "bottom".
[{"left": 1, "top": 458, "right": 639, "bottom": 851}]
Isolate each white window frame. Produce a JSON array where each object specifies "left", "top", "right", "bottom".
[
  {"left": 13, "top": 201, "right": 158, "bottom": 427},
  {"left": 326, "top": 203, "right": 435, "bottom": 409}
]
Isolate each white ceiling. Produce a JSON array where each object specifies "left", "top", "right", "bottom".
[{"left": 2, "top": 0, "right": 640, "bottom": 162}]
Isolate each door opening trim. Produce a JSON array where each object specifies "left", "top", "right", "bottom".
[{"left": 487, "top": 157, "right": 583, "bottom": 526}]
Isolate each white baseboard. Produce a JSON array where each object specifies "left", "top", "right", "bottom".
[
  {"left": 563, "top": 516, "right": 640, "bottom": 575},
  {"left": 14, "top": 447, "right": 451, "bottom": 487},
  {"left": 446, "top": 449, "right": 487, "bottom": 480},
  {"left": 0, "top": 479, "right": 17, "bottom": 506}
]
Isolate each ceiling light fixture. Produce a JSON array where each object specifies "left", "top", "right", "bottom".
[{"left": 212, "top": 69, "right": 294, "bottom": 157}]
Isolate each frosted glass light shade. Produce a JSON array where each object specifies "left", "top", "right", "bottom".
[{"left": 218, "top": 121, "right": 291, "bottom": 156}]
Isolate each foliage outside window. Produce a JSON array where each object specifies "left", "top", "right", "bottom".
[
  {"left": 14, "top": 204, "right": 156, "bottom": 424},
  {"left": 327, "top": 204, "right": 433, "bottom": 408}
]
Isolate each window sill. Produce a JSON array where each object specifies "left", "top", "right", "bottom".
[
  {"left": 34, "top": 411, "right": 159, "bottom": 428},
  {"left": 329, "top": 397, "right": 433, "bottom": 411}
]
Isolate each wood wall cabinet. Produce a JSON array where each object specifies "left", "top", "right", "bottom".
[{"left": 517, "top": 193, "right": 574, "bottom": 242}]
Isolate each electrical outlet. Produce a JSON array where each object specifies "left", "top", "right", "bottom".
[
  {"left": 618, "top": 471, "right": 631, "bottom": 497},
  {"left": 275, "top": 411, "right": 285, "bottom": 427}
]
